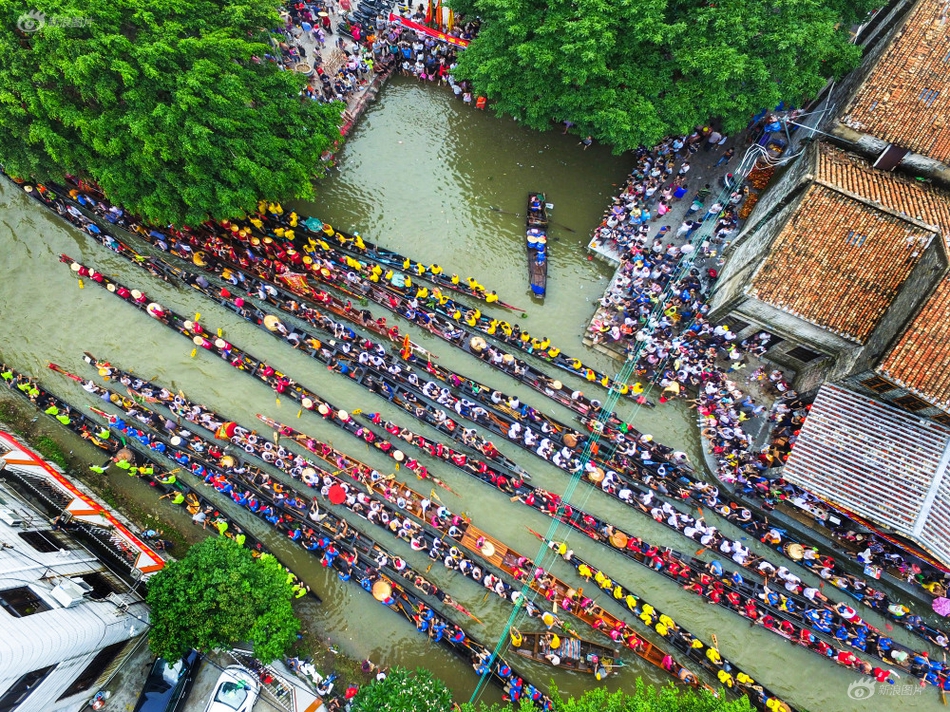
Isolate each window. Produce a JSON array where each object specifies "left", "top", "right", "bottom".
[
  {"left": 57, "top": 642, "right": 126, "bottom": 700},
  {"left": 17, "top": 531, "right": 61, "bottom": 553},
  {"left": 893, "top": 394, "right": 929, "bottom": 412},
  {"left": 76, "top": 572, "right": 121, "bottom": 600},
  {"left": 786, "top": 346, "right": 823, "bottom": 363},
  {"left": 0, "top": 587, "right": 51, "bottom": 618},
  {"left": 845, "top": 230, "right": 868, "bottom": 247},
  {"left": 920, "top": 88, "right": 940, "bottom": 107},
  {"left": 722, "top": 318, "right": 749, "bottom": 335},
  {"left": 933, "top": 413, "right": 950, "bottom": 427},
  {"left": 0, "top": 666, "right": 55, "bottom": 712},
  {"left": 861, "top": 375, "right": 896, "bottom": 393}
]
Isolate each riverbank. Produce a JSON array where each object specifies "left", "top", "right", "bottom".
[{"left": 579, "top": 126, "right": 950, "bottom": 634}]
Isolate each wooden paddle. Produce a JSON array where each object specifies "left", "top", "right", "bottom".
[{"left": 48, "top": 363, "right": 83, "bottom": 382}]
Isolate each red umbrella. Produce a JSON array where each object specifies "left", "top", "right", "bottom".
[{"left": 328, "top": 484, "right": 346, "bottom": 505}]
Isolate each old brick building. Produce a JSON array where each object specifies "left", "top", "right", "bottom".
[{"left": 710, "top": 0, "right": 950, "bottom": 424}]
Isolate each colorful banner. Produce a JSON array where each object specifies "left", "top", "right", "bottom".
[{"left": 388, "top": 12, "right": 470, "bottom": 47}]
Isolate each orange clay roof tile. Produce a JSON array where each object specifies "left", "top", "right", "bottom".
[
  {"left": 879, "top": 276, "right": 950, "bottom": 410},
  {"left": 840, "top": 0, "right": 950, "bottom": 163},
  {"left": 748, "top": 145, "right": 948, "bottom": 343}
]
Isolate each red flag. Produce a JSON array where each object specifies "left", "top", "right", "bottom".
[
  {"left": 425, "top": 0, "right": 432, "bottom": 24},
  {"left": 432, "top": 0, "right": 440, "bottom": 27}
]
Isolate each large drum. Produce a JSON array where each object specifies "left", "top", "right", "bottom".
[{"left": 784, "top": 543, "right": 805, "bottom": 561}]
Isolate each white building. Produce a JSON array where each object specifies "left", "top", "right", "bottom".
[{"left": 0, "top": 430, "right": 162, "bottom": 712}]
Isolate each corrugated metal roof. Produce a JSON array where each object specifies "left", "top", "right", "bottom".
[{"left": 783, "top": 384, "right": 950, "bottom": 567}]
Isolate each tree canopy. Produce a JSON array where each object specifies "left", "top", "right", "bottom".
[
  {"left": 352, "top": 672, "right": 756, "bottom": 712},
  {"left": 350, "top": 667, "right": 454, "bottom": 712},
  {"left": 450, "top": 0, "right": 877, "bottom": 151},
  {"left": 547, "top": 682, "right": 755, "bottom": 712},
  {"left": 0, "top": 0, "right": 342, "bottom": 225},
  {"left": 145, "top": 537, "right": 300, "bottom": 662}
]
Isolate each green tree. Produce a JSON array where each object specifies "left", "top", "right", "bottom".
[
  {"left": 0, "top": 0, "right": 342, "bottom": 226},
  {"left": 145, "top": 537, "right": 300, "bottom": 662},
  {"left": 451, "top": 0, "right": 876, "bottom": 151},
  {"left": 350, "top": 667, "right": 454, "bottom": 712},
  {"left": 550, "top": 682, "right": 755, "bottom": 712}
]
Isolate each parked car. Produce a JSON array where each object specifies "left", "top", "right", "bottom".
[
  {"left": 204, "top": 665, "right": 260, "bottom": 712},
  {"left": 132, "top": 650, "right": 201, "bottom": 712}
]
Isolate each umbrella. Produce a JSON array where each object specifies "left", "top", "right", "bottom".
[
  {"left": 933, "top": 597, "right": 950, "bottom": 617},
  {"left": 328, "top": 484, "right": 347, "bottom": 505}
]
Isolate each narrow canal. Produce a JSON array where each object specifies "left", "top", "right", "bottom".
[{"left": 0, "top": 76, "right": 940, "bottom": 711}]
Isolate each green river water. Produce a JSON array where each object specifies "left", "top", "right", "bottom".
[{"left": 0, "top": 76, "right": 940, "bottom": 711}]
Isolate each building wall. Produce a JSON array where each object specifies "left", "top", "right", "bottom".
[
  {"left": 821, "top": 0, "right": 950, "bottom": 185},
  {"left": 725, "top": 143, "right": 817, "bottom": 251},
  {"left": 0, "top": 467, "right": 149, "bottom": 712},
  {"left": 719, "top": 232, "right": 944, "bottom": 394},
  {"left": 842, "top": 369, "right": 950, "bottom": 425},
  {"left": 709, "top": 192, "right": 810, "bottom": 319}
]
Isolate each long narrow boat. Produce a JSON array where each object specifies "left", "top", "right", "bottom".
[
  {"left": 296, "top": 218, "right": 527, "bottom": 312},
  {"left": 512, "top": 630, "right": 621, "bottom": 676},
  {"left": 2, "top": 364, "right": 320, "bottom": 602},
  {"left": 72, "top": 358, "right": 723, "bottom": 700},
  {"left": 45, "top": 363, "right": 555, "bottom": 708},
  {"left": 526, "top": 192, "right": 548, "bottom": 299},
  {"left": 58, "top": 252, "right": 948, "bottom": 654},
  {"left": 25, "top": 176, "right": 638, "bottom": 397}
]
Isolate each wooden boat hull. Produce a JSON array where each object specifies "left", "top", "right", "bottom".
[
  {"left": 513, "top": 631, "right": 620, "bottom": 675},
  {"left": 526, "top": 192, "right": 548, "bottom": 298}
]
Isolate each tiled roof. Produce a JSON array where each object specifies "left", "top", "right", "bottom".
[
  {"left": 749, "top": 146, "right": 945, "bottom": 343},
  {"left": 839, "top": 0, "right": 950, "bottom": 163},
  {"left": 878, "top": 276, "right": 950, "bottom": 410},
  {"left": 815, "top": 145, "right": 950, "bottom": 229}
]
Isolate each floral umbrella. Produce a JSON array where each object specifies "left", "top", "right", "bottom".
[{"left": 932, "top": 597, "right": 950, "bottom": 617}]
